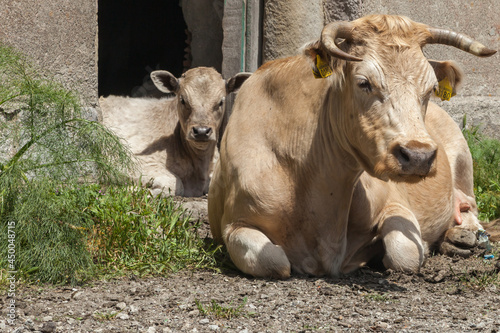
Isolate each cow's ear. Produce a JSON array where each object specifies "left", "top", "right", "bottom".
[
  {"left": 303, "top": 40, "right": 323, "bottom": 65},
  {"left": 303, "top": 40, "right": 338, "bottom": 79},
  {"left": 151, "top": 70, "right": 179, "bottom": 93},
  {"left": 226, "top": 72, "right": 252, "bottom": 94},
  {"left": 429, "top": 60, "right": 464, "bottom": 94}
]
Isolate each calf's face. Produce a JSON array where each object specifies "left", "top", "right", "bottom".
[{"left": 151, "top": 67, "right": 250, "bottom": 145}]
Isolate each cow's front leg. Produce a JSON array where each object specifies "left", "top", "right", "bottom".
[
  {"left": 224, "top": 222, "right": 291, "bottom": 279},
  {"left": 378, "top": 203, "right": 425, "bottom": 272}
]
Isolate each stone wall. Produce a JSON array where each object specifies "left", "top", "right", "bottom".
[
  {"left": 261, "top": 0, "right": 324, "bottom": 63},
  {"left": 0, "top": 0, "right": 98, "bottom": 107},
  {"left": 0, "top": 1, "right": 99, "bottom": 161},
  {"left": 182, "top": 0, "right": 224, "bottom": 72}
]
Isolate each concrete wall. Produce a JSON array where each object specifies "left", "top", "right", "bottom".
[
  {"left": 0, "top": 0, "right": 98, "bottom": 107},
  {"left": 262, "top": 0, "right": 324, "bottom": 63},
  {"left": 182, "top": 0, "right": 224, "bottom": 72}
]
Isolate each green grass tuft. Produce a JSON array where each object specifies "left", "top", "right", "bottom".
[
  {"left": 364, "top": 292, "right": 392, "bottom": 302},
  {"left": 462, "top": 122, "right": 500, "bottom": 222},
  {"left": 87, "top": 185, "right": 222, "bottom": 276},
  {"left": 195, "top": 297, "right": 255, "bottom": 319}
]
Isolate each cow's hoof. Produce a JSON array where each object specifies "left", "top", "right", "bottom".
[
  {"left": 444, "top": 227, "right": 477, "bottom": 248},
  {"left": 439, "top": 241, "right": 472, "bottom": 258},
  {"left": 439, "top": 227, "right": 477, "bottom": 258}
]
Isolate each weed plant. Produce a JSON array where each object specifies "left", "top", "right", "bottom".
[
  {"left": 462, "top": 119, "right": 500, "bottom": 221},
  {"left": 87, "top": 184, "right": 222, "bottom": 276},
  {"left": 0, "top": 43, "right": 135, "bottom": 284}
]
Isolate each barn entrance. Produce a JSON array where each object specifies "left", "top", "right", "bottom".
[{"left": 98, "top": 0, "right": 188, "bottom": 97}]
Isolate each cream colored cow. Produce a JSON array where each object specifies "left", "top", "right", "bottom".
[
  {"left": 208, "top": 15, "right": 496, "bottom": 278},
  {"left": 100, "top": 67, "right": 250, "bottom": 197}
]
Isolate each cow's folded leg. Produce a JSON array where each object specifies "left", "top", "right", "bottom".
[
  {"left": 224, "top": 223, "right": 291, "bottom": 279},
  {"left": 148, "top": 173, "right": 184, "bottom": 197},
  {"left": 378, "top": 204, "right": 425, "bottom": 272}
]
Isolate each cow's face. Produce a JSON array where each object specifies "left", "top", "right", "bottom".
[
  {"left": 306, "top": 15, "right": 494, "bottom": 183},
  {"left": 341, "top": 46, "right": 446, "bottom": 182},
  {"left": 151, "top": 68, "right": 250, "bottom": 146}
]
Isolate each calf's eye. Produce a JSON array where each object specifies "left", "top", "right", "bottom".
[{"left": 180, "top": 96, "right": 186, "bottom": 105}]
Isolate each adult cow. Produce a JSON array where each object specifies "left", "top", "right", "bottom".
[
  {"left": 100, "top": 67, "right": 250, "bottom": 197},
  {"left": 208, "top": 15, "right": 496, "bottom": 278}
]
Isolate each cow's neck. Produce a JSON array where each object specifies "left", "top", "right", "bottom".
[{"left": 305, "top": 83, "right": 364, "bottom": 183}]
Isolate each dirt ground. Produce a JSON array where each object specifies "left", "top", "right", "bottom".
[{"left": 2, "top": 198, "right": 500, "bottom": 333}]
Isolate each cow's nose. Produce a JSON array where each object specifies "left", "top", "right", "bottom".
[
  {"left": 392, "top": 142, "right": 437, "bottom": 176},
  {"left": 192, "top": 126, "right": 212, "bottom": 140}
]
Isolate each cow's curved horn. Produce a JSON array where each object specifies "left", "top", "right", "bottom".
[
  {"left": 321, "top": 22, "right": 363, "bottom": 62},
  {"left": 427, "top": 28, "right": 497, "bottom": 57}
]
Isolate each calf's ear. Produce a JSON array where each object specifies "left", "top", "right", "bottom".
[
  {"left": 429, "top": 60, "right": 464, "bottom": 95},
  {"left": 151, "top": 70, "right": 179, "bottom": 93},
  {"left": 226, "top": 72, "right": 252, "bottom": 94}
]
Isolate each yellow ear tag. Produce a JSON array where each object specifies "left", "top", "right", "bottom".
[
  {"left": 312, "top": 54, "right": 333, "bottom": 79},
  {"left": 434, "top": 77, "right": 456, "bottom": 101}
]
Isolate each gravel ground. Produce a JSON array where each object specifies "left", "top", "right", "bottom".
[{"left": 2, "top": 199, "right": 500, "bottom": 333}]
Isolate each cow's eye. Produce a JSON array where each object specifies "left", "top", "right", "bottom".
[
  {"left": 180, "top": 96, "right": 186, "bottom": 105},
  {"left": 218, "top": 98, "right": 225, "bottom": 108},
  {"left": 357, "top": 78, "right": 372, "bottom": 92}
]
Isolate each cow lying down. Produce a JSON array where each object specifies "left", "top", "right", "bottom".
[
  {"left": 208, "top": 14, "right": 496, "bottom": 278},
  {"left": 100, "top": 67, "right": 250, "bottom": 197}
]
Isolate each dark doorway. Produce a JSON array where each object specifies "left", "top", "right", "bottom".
[{"left": 98, "top": 0, "right": 187, "bottom": 97}]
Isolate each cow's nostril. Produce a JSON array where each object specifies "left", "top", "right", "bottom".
[
  {"left": 192, "top": 126, "right": 212, "bottom": 139},
  {"left": 399, "top": 147, "right": 411, "bottom": 163},
  {"left": 393, "top": 144, "right": 437, "bottom": 176}
]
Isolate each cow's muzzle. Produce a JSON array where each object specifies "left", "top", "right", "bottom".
[
  {"left": 191, "top": 126, "right": 213, "bottom": 141},
  {"left": 391, "top": 140, "right": 437, "bottom": 176}
]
